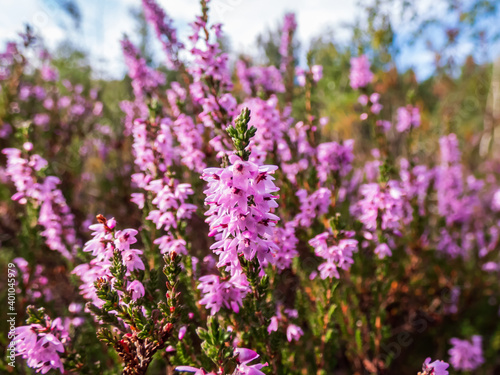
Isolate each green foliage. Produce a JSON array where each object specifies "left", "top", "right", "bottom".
[{"left": 226, "top": 107, "right": 256, "bottom": 161}]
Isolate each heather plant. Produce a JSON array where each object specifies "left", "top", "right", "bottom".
[{"left": 1, "top": 1, "right": 500, "bottom": 375}]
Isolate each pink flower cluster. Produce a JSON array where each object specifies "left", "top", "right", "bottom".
[
  {"left": 279, "top": 13, "right": 297, "bottom": 72},
  {"left": 121, "top": 38, "right": 166, "bottom": 100},
  {"left": 188, "top": 17, "right": 235, "bottom": 132},
  {"left": 309, "top": 230, "right": 358, "bottom": 279},
  {"left": 146, "top": 179, "right": 197, "bottom": 232},
  {"left": 130, "top": 117, "right": 198, "bottom": 254},
  {"left": 141, "top": 0, "right": 183, "bottom": 69},
  {"left": 434, "top": 134, "right": 488, "bottom": 258},
  {"left": 176, "top": 347, "right": 267, "bottom": 375},
  {"left": 202, "top": 155, "right": 280, "bottom": 273},
  {"left": 295, "top": 65, "right": 323, "bottom": 86},
  {"left": 73, "top": 217, "right": 145, "bottom": 307},
  {"left": 316, "top": 140, "right": 354, "bottom": 182},
  {"left": 352, "top": 181, "right": 411, "bottom": 258},
  {"left": 15, "top": 318, "right": 70, "bottom": 374},
  {"left": 173, "top": 114, "right": 206, "bottom": 173},
  {"left": 13, "top": 258, "right": 51, "bottom": 301},
  {"left": 2, "top": 148, "right": 77, "bottom": 259},
  {"left": 236, "top": 61, "right": 285, "bottom": 95},
  {"left": 240, "top": 96, "right": 291, "bottom": 165},
  {"left": 421, "top": 357, "right": 449, "bottom": 375},
  {"left": 349, "top": 55, "right": 373, "bottom": 89},
  {"left": 270, "top": 222, "right": 299, "bottom": 271},
  {"left": 267, "top": 308, "right": 304, "bottom": 342},
  {"left": 197, "top": 273, "right": 249, "bottom": 315},
  {"left": 293, "top": 188, "right": 331, "bottom": 227},
  {"left": 396, "top": 105, "right": 420, "bottom": 132},
  {"left": 358, "top": 92, "right": 383, "bottom": 119},
  {"left": 448, "top": 336, "right": 484, "bottom": 371}
]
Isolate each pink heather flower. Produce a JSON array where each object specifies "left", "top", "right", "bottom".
[
  {"left": 448, "top": 336, "right": 484, "bottom": 371},
  {"left": 74, "top": 218, "right": 145, "bottom": 307},
  {"left": 154, "top": 236, "right": 187, "bottom": 255},
  {"left": 439, "top": 133, "right": 461, "bottom": 165},
  {"left": 371, "top": 102, "right": 383, "bottom": 114},
  {"left": 19, "top": 85, "right": 31, "bottom": 100},
  {"left": 40, "top": 65, "right": 59, "bottom": 81},
  {"left": 358, "top": 94, "right": 369, "bottom": 106},
  {"left": 123, "top": 249, "right": 145, "bottom": 272},
  {"left": 12, "top": 258, "right": 52, "bottom": 302},
  {"left": 236, "top": 61, "right": 285, "bottom": 95},
  {"left": 136, "top": 163, "right": 196, "bottom": 235},
  {"left": 93, "top": 102, "right": 103, "bottom": 116},
  {"left": 422, "top": 358, "right": 449, "bottom": 375},
  {"left": 279, "top": 13, "right": 297, "bottom": 71},
  {"left": 352, "top": 180, "right": 411, "bottom": 257},
  {"left": 173, "top": 114, "right": 206, "bottom": 172},
  {"left": 349, "top": 55, "right": 373, "bottom": 89},
  {"left": 374, "top": 243, "right": 392, "bottom": 259},
  {"left": 15, "top": 318, "right": 70, "bottom": 374},
  {"left": 33, "top": 113, "right": 50, "bottom": 127},
  {"left": 492, "top": 189, "right": 500, "bottom": 211},
  {"left": 141, "top": 0, "right": 183, "bottom": 69},
  {"left": 58, "top": 96, "right": 71, "bottom": 108},
  {"left": 121, "top": 37, "right": 166, "bottom": 100},
  {"left": 2, "top": 149, "right": 77, "bottom": 258},
  {"left": 131, "top": 193, "right": 145, "bottom": 209},
  {"left": 127, "top": 280, "right": 145, "bottom": 300},
  {"left": 286, "top": 324, "right": 304, "bottom": 342},
  {"left": 285, "top": 309, "right": 298, "bottom": 319},
  {"left": 483, "top": 261, "right": 499, "bottom": 272},
  {"left": 396, "top": 105, "right": 420, "bottom": 132},
  {"left": 178, "top": 326, "right": 187, "bottom": 340},
  {"left": 114, "top": 229, "right": 139, "bottom": 250},
  {"left": 188, "top": 15, "right": 233, "bottom": 118},
  {"left": 70, "top": 104, "right": 85, "bottom": 116},
  {"left": 197, "top": 273, "right": 249, "bottom": 315},
  {"left": 240, "top": 96, "right": 291, "bottom": 165},
  {"left": 435, "top": 134, "right": 479, "bottom": 229},
  {"left": 23, "top": 142, "right": 33, "bottom": 151},
  {"left": 309, "top": 231, "right": 358, "bottom": 279},
  {"left": 32, "top": 86, "right": 46, "bottom": 100},
  {"left": 443, "top": 287, "right": 460, "bottom": 314},
  {"left": 234, "top": 348, "right": 268, "bottom": 375},
  {"left": 176, "top": 348, "right": 267, "bottom": 375},
  {"left": 202, "top": 155, "right": 280, "bottom": 273},
  {"left": 311, "top": 65, "right": 323, "bottom": 82},
  {"left": 294, "top": 188, "right": 331, "bottom": 227},
  {"left": 354, "top": 181, "right": 409, "bottom": 235},
  {"left": 68, "top": 303, "right": 82, "bottom": 313},
  {"left": 297, "top": 73, "right": 306, "bottom": 87},
  {"left": 267, "top": 316, "right": 279, "bottom": 333},
  {"left": 316, "top": 140, "right": 354, "bottom": 182},
  {"left": 43, "top": 98, "right": 54, "bottom": 110},
  {"left": 370, "top": 93, "right": 380, "bottom": 103},
  {"left": 270, "top": 222, "right": 298, "bottom": 271}
]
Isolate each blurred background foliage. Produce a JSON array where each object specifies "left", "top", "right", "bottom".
[{"left": 38, "top": 0, "right": 500, "bottom": 168}]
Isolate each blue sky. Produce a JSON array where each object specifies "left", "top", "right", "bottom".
[{"left": 1, "top": 0, "right": 499, "bottom": 80}]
